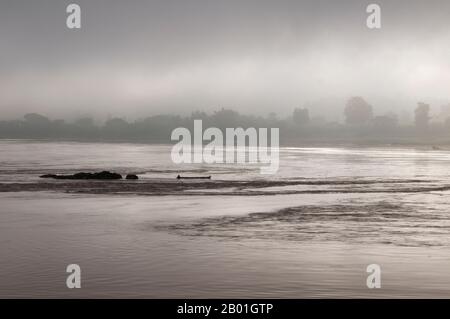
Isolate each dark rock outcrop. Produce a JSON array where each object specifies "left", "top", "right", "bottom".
[
  {"left": 40, "top": 174, "right": 58, "bottom": 179},
  {"left": 126, "top": 174, "right": 139, "bottom": 180},
  {"left": 40, "top": 171, "right": 122, "bottom": 180}
]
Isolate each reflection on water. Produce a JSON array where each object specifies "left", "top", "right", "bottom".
[{"left": 1, "top": 141, "right": 450, "bottom": 298}]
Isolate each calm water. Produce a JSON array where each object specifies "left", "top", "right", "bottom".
[{"left": 1, "top": 140, "right": 450, "bottom": 298}]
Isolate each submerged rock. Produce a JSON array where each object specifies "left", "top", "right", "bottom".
[
  {"left": 39, "top": 171, "right": 122, "bottom": 180},
  {"left": 126, "top": 174, "right": 139, "bottom": 180}
]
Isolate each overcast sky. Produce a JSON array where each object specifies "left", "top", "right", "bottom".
[{"left": 1, "top": 0, "right": 449, "bottom": 121}]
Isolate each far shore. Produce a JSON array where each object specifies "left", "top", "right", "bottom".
[{"left": 0, "top": 138, "right": 449, "bottom": 150}]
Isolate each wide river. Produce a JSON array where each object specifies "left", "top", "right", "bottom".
[{"left": 1, "top": 140, "right": 450, "bottom": 298}]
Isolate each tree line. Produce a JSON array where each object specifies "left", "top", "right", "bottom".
[{"left": 1, "top": 97, "right": 450, "bottom": 145}]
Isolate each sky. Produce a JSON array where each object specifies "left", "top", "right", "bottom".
[{"left": 1, "top": 0, "right": 450, "bottom": 121}]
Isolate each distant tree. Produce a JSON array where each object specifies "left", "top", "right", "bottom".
[
  {"left": 104, "top": 118, "right": 129, "bottom": 129},
  {"left": 103, "top": 118, "right": 129, "bottom": 138},
  {"left": 74, "top": 117, "right": 95, "bottom": 129},
  {"left": 211, "top": 108, "right": 240, "bottom": 127},
  {"left": 24, "top": 113, "right": 51, "bottom": 125},
  {"left": 372, "top": 113, "right": 398, "bottom": 130},
  {"left": 72, "top": 117, "right": 98, "bottom": 138},
  {"left": 414, "top": 102, "right": 431, "bottom": 129},
  {"left": 344, "top": 97, "right": 373, "bottom": 125},
  {"left": 135, "top": 115, "right": 184, "bottom": 140},
  {"left": 292, "top": 108, "right": 310, "bottom": 126},
  {"left": 22, "top": 113, "right": 53, "bottom": 136},
  {"left": 190, "top": 111, "right": 208, "bottom": 120},
  {"left": 267, "top": 112, "right": 278, "bottom": 122}
]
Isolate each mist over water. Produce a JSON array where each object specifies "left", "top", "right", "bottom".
[{"left": 1, "top": 0, "right": 450, "bottom": 120}]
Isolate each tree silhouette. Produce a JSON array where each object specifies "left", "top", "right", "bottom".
[
  {"left": 293, "top": 108, "right": 310, "bottom": 126},
  {"left": 344, "top": 97, "right": 373, "bottom": 125},
  {"left": 414, "top": 102, "right": 431, "bottom": 129}
]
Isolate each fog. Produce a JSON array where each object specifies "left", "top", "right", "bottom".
[{"left": 1, "top": 0, "right": 449, "bottom": 121}]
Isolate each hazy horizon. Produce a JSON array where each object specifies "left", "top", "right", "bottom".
[{"left": 1, "top": 0, "right": 450, "bottom": 121}]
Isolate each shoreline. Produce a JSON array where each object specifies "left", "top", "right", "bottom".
[{"left": 0, "top": 138, "right": 449, "bottom": 150}]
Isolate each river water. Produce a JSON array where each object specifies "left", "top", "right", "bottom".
[{"left": 1, "top": 140, "right": 450, "bottom": 298}]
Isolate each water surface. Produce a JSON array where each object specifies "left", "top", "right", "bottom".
[{"left": 1, "top": 140, "right": 450, "bottom": 298}]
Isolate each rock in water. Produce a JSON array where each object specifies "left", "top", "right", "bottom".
[
  {"left": 39, "top": 171, "right": 122, "bottom": 180},
  {"left": 72, "top": 172, "right": 94, "bottom": 179},
  {"left": 126, "top": 174, "right": 139, "bottom": 180},
  {"left": 40, "top": 174, "right": 58, "bottom": 179},
  {"left": 92, "top": 171, "right": 122, "bottom": 180}
]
